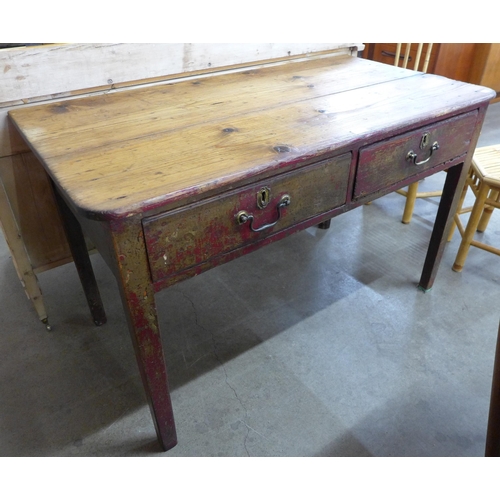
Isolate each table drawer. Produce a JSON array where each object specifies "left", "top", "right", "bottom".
[
  {"left": 353, "top": 110, "right": 478, "bottom": 199},
  {"left": 143, "top": 153, "right": 351, "bottom": 282}
]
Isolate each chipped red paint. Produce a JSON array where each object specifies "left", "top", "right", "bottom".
[
  {"left": 13, "top": 54, "right": 493, "bottom": 454},
  {"left": 354, "top": 111, "right": 479, "bottom": 199},
  {"left": 143, "top": 154, "right": 352, "bottom": 284},
  {"left": 127, "top": 292, "right": 152, "bottom": 330},
  {"left": 106, "top": 219, "right": 178, "bottom": 451}
]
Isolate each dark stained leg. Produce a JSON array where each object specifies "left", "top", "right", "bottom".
[
  {"left": 418, "top": 162, "right": 469, "bottom": 291},
  {"left": 317, "top": 219, "right": 331, "bottom": 230},
  {"left": 52, "top": 184, "right": 107, "bottom": 326},
  {"left": 486, "top": 323, "right": 500, "bottom": 456},
  {"left": 111, "top": 220, "right": 177, "bottom": 451}
]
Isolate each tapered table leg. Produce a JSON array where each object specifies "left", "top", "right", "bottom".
[
  {"left": 52, "top": 184, "right": 107, "bottom": 326},
  {"left": 418, "top": 162, "right": 469, "bottom": 291},
  {"left": 110, "top": 220, "right": 177, "bottom": 451}
]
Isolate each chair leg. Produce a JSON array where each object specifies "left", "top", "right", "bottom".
[
  {"left": 477, "top": 203, "right": 495, "bottom": 233},
  {"left": 452, "top": 182, "right": 490, "bottom": 272},
  {"left": 401, "top": 182, "right": 419, "bottom": 224}
]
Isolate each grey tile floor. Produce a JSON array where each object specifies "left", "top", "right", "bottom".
[{"left": 1, "top": 102, "right": 500, "bottom": 457}]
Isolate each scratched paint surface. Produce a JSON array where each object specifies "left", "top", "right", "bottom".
[
  {"left": 354, "top": 110, "right": 479, "bottom": 199},
  {"left": 112, "top": 221, "right": 177, "bottom": 448},
  {"left": 143, "top": 154, "right": 351, "bottom": 283}
]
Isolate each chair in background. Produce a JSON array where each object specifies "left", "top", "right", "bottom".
[
  {"left": 391, "top": 43, "right": 439, "bottom": 223},
  {"left": 448, "top": 145, "right": 500, "bottom": 271}
]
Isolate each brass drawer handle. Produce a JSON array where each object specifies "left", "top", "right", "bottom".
[
  {"left": 236, "top": 194, "right": 291, "bottom": 232},
  {"left": 406, "top": 141, "right": 440, "bottom": 166}
]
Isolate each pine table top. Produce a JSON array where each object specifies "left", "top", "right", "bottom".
[{"left": 9, "top": 55, "right": 495, "bottom": 220}]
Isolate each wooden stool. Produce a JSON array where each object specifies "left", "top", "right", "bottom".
[{"left": 449, "top": 145, "right": 500, "bottom": 272}]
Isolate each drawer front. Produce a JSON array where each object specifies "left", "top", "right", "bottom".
[
  {"left": 143, "top": 153, "right": 351, "bottom": 283},
  {"left": 353, "top": 110, "right": 478, "bottom": 199}
]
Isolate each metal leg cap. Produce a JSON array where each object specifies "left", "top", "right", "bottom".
[{"left": 42, "top": 318, "right": 52, "bottom": 331}]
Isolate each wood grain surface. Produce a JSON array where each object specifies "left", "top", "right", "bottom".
[{"left": 9, "top": 55, "right": 494, "bottom": 220}]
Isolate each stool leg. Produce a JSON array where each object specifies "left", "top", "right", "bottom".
[
  {"left": 486, "top": 322, "right": 500, "bottom": 456},
  {"left": 401, "top": 182, "right": 419, "bottom": 224},
  {"left": 452, "top": 182, "right": 489, "bottom": 272},
  {"left": 477, "top": 206, "right": 494, "bottom": 233},
  {"left": 477, "top": 190, "right": 498, "bottom": 233}
]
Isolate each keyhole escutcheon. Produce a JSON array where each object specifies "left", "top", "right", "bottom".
[{"left": 257, "top": 187, "right": 271, "bottom": 209}]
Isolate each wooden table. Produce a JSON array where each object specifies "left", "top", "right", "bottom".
[{"left": 8, "top": 54, "right": 495, "bottom": 451}]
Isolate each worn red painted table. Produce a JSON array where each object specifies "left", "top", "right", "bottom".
[{"left": 8, "top": 54, "right": 495, "bottom": 451}]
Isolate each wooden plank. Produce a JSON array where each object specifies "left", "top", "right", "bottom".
[
  {"left": 1, "top": 43, "right": 362, "bottom": 159},
  {"left": 473, "top": 44, "right": 500, "bottom": 91},
  {"left": 0, "top": 108, "right": 32, "bottom": 157},
  {"left": 0, "top": 43, "right": 360, "bottom": 106},
  {"left": 433, "top": 43, "right": 476, "bottom": 82},
  {"left": 10, "top": 58, "right": 495, "bottom": 220},
  {"left": 6, "top": 56, "right": 414, "bottom": 160},
  {"left": 0, "top": 154, "right": 70, "bottom": 269},
  {"left": 0, "top": 169, "right": 48, "bottom": 323}
]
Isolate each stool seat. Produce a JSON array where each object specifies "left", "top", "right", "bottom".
[
  {"left": 449, "top": 145, "right": 500, "bottom": 272},
  {"left": 471, "top": 145, "right": 500, "bottom": 188}
]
